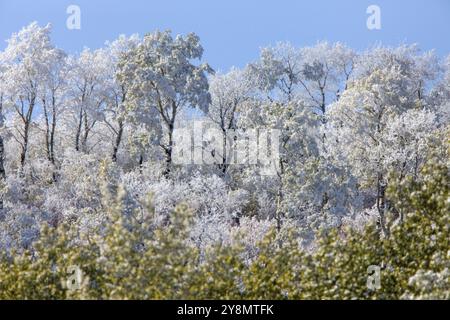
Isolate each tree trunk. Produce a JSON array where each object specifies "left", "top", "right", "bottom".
[
  {"left": 163, "top": 124, "right": 174, "bottom": 177},
  {"left": 50, "top": 95, "right": 57, "bottom": 165},
  {"left": 82, "top": 110, "right": 89, "bottom": 152},
  {"left": 0, "top": 96, "right": 6, "bottom": 210},
  {"left": 275, "top": 156, "right": 286, "bottom": 232},
  {"left": 75, "top": 107, "right": 83, "bottom": 151},
  {"left": 112, "top": 119, "right": 123, "bottom": 162},
  {"left": 0, "top": 136, "right": 5, "bottom": 180},
  {"left": 138, "top": 153, "right": 144, "bottom": 173},
  {"left": 218, "top": 127, "right": 228, "bottom": 176},
  {"left": 19, "top": 96, "right": 35, "bottom": 170},
  {"left": 43, "top": 98, "right": 52, "bottom": 164},
  {"left": 376, "top": 172, "right": 389, "bottom": 237},
  {"left": 20, "top": 121, "right": 30, "bottom": 169},
  {"left": 161, "top": 101, "right": 177, "bottom": 177},
  {"left": 43, "top": 95, "right": 58, "bottom": 181}
]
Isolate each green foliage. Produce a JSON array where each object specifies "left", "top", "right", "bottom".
[{"left": 0, "top": 160, "right": 448, "bottom": 300}]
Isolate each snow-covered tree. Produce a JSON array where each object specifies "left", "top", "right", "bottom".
[
  {"left": 327, "top": 45, "right": 441, "bottom": 235},
  {"left": 1, "top": 22, "right": 62, "bottom": 168},
  {"left": 39, "top": 45, "right": 68, "bottom": 172},
  {"left": 118, "top": 30, "right": 212, "bottom": 176},
  {"left": 247, "top": 41, "right": 356, "bottom": 116},
  {"left": 99, "top": 35, "right": 140, "bottom": 162},
  {"left": 66, "top": 48, "right": 109, "bottom": 153},
  {"left": 207, "top": 68, "right": 253, "bottom": 176}
]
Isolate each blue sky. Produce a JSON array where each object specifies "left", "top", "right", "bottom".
[{"left": 0, "top": 0, "right": 449, "bottom": 71}]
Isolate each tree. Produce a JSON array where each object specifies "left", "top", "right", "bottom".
[
  {"left": 238, "top": 98, "right": 328, "bottom": 231},
  {"left": 207, "top": 68, "right": 253, "bottom": 176},
  {"left": 1, "top": 22, "right": 61, "bottom": 169},
  {"left": 119, "top": 30, "right": 212, "bottom": 176},
  {"left": 0, "top": 57, "right": 7, "bottom": 210},
  {"left": 40, "top": 46, "right": 68, "bottom": 172},
  {"left": 247, "top": 41, "right": 356, "bottom": 117},
  {"left": 66, "top": 48, "right": 108, "bottom": 153},
  {"left": 327, "top": 45, "right": 441, "bottom": 235},
  {"left": 243, "top": 42, "right": 357, "bottom": 229},
  {"left": 100, "top": 35, "right": 140, "bottom": 162}
]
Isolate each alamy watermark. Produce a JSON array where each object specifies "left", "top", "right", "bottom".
[
  {"left": 367, "top": 265, "right": 381, "bottom": 290},
  {"left": 172, "top": 121, "right": 280, "bottom": 176},
  {"left": 65, "top": 265, "right": 85, "bottom": 292},
  {"left": 66, "top": 5, "right": 81, "bottom": 30},
  {"left": 64, "top": 5, "right": 381, "bottom": 33},
  {"left": 367, "top": 5, "right": 381, "bottom": 30}
]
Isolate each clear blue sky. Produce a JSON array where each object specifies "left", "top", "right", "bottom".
[{"left": 1, "top": 0, "right": 449, "bottom": 71}]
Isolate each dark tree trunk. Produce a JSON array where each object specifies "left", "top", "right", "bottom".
[
  {"left": 75, "top": 107, "right": 83, "bottom": 151},
  {"left": 163, "top": 126, "right": 173, "bottom": 177},
  {"left": 0, "top": 97, "right": 5, "bottom": 210},
  {"left": 50, "top": 95, "right": 57, "bottom": 164},
  {"left": 0, "top": 136, "right": 5, "bottom": 180},
  {"left": 112, "top": 119, "right": 123, "bottom": 162},
  {"left": 82, "top": 110, "right": 89, "bottom": 152},
  {"left": 19, "top": 95, "right": 36, "bottom": 170},
  {"left": 43, "top": 95, "right": 58, "bottom": 182},
  {"left": 376, "top": 172, "right": 388, "bottom": 237},
  {"left": 20, "top": 121, "right": 30, "bottom": 169}
]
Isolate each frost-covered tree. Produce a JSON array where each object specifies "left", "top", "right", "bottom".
[
  {"left": 0, "top": 56, "right": 7, "bottom": 181},
  {"left": 327, "top": 45, "right": 441, "bottom": 235},
  {"left": 39, "top": 46, "right": 68, "bottom": 171},
  {"left": 99, "top": 35, "right": 140, "bottom": 162},
  {"left": 242, "top": 42, "right": 358, "bottom": 232},
  {"left": 0, "top": 57, "right": 7, "bottom": 211},
  {"left": 207, "top": 68, "right": 253, "bottom": 176},
  {"left": 247, "top": 41, "right": 356, "bottom": 116},
  {"left": 66, "top": 48, "right": 109, "bottom": 153},
  {"left": 429, "top": 54, "right": 450, "bottom": 119},
  {"left": 1, "top": 22, "right": 62, "bottom": 168},
  {"left": 118, "top": 30, "right": 212, "bottom": 176},
  {"left": 236, "top": 98, "right": 353, "bottom": 237}
]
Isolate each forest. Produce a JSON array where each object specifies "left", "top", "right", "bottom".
[{"left": 0, "top": 22, "right": 448, "bottom": 299}]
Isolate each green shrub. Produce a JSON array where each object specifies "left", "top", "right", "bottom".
[{"left": 0, "top": 160, "right": 448, "bottom": 299}]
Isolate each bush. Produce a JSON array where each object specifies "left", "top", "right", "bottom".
[{"left": 0, "top": 160, "right": 448, "bottom": 299}]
